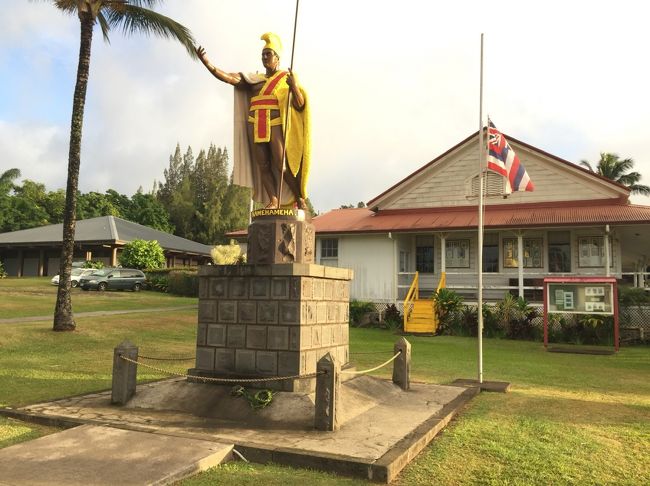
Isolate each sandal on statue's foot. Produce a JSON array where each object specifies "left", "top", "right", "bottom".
[
  {"left": 264, "top": 197, "right": 279, "bottom": 209},
  {"left": 297, "top": 198, "right": 308, "bottom": 211}
]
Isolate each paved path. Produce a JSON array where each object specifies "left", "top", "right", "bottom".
[
  {"left": 0, "top": 424, "right": 233, "bottom": 486},
  {"left": 0, "top": 305, "right": 198, "bottom": 324}
]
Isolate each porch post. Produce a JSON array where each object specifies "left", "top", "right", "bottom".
[
  {"left": 17, "top": 249, "right": 24, "bottom": 277},
  {"left": 440, "top": 234, "right": 446, "bottom": 274},
  {"left": 111, "top": 247, "right": 118, "bottom": 267},
  {"left": 604, "top": 225, "right": 610, "bottom": 277},
  {"left": 517, "top": 233, "right": 524, "bottom": 297},
  {"left": 38, "top": 249, "right": 45, "bottom": 277}
]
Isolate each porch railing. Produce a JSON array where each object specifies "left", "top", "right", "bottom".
[{"left": 403, "top": 271, "right": 419, "bottom": 329}]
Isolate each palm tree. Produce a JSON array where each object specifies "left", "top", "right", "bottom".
[
  {"left": 50, "top": 0, "right": 196, "bottom": 331},
  {"left": 0, "top": 168, "right": 21, "bottom": 195},
  {"left": 580, "top": 152, "right": 650, "bottom": 196}
]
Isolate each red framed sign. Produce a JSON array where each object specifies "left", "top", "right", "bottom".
[{"left": 543, "top": 276, "right": 619, "bottom": 352}]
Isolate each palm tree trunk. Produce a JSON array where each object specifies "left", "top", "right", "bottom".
[{"left": 53, "top": 10, "right": 94, "bottom": 332}]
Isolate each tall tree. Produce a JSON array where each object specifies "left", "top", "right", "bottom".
[
  {"left": 580, "top": 152, "right": 650, "bottom": 196},
  {"left": 50, "top": 0, "right": 196, "bottom": 331},
  {"left": 0, "top": 169, "right": 21, "bottom": 231}
]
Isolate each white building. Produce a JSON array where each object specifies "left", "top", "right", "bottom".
[{"left": 312, "top": 130, "right": 650, "bottom": 303}]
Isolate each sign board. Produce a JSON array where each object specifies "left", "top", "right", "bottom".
[{"left": 543, "top": 276, "right": 619, "bottom": 352}]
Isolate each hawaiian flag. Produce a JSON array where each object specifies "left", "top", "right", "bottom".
[{"left": 487, "top": 120, "right": 534, "bottom": 192}]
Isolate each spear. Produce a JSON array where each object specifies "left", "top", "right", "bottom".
[{"left": 277, "top": 0, "right": 301, "bottom": 208}]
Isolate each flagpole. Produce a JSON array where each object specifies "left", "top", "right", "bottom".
[{"left": 477, "top": 33, "right": 485, "bottom": 384}]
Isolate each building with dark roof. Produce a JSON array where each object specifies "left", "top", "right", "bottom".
[{"left": 0, "top": 215, "right": 212, "bottom": 277}]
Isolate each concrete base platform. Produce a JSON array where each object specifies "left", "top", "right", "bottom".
[
  {"left": 2, "top": 377, "right": 478, "bottom": 483},
  {"left": 452, "top": 378, "right": 511, "bottom": 393},
  {"left": 0, "top": 424, "right": 233, "bottom": 486}
]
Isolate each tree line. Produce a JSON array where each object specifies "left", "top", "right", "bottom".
[{"left": 0, "top": 143, "right": 250, "bottom": 245}]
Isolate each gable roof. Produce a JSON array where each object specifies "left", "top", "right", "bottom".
[
  {"left": 0, "top": 216, "right": 212, "bottom": 255},
  {"left": 367, "top": 130, "right": 631, "bottom": 210},
  {"left": 313, "top": 200, "right": 650, "bottom": 234}
]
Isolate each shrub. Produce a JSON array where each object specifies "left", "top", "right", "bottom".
[
  {"left": 167, "top": 271, "right": 199, "bottom": 297},
  {"left": 119, "top": 239, "right": 166, "bottom": 270},
  {"left": 432, "top": 288, "right": 464, "bottom": 335},
  {"left": 349, "top": 300, "right": 376, "bottom": 326},
  {"left": 383, "top": 303, "right": 403, "bottom": 331},
  {"left": 145, "top": 267, "right": 197, "bottom": 294},
  {"left": 211, "top": 240, "right": 245, "bottom": 264},
  {"left": 82, "top": 260, "right": 104, "bottom": 269},
  {"left": 0, "top": 260, "right": 7, "bottom": 279},
  {"left": 494, "top": 293, "right": 538, "bottom": 340}
]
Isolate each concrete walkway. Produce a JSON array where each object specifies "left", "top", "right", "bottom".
[
  {"left": 0, "top": 424, "right": 233, "bottom": 486},
  {"left": 0, "top": 305, "right": 198, "bottom": 324}
]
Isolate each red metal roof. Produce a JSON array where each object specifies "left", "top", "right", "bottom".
[{"left": 313, "top": 200, "right": 650, "bottom": 234}]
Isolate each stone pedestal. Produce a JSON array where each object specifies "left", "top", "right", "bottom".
[
  {"left": 190, "top": 263, "right": 353, "bottom": 392},
  {"left": 247, "top": 208, "right": 315, "bottom": 265}
]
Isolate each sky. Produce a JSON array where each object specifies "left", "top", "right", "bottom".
[{"left": 1, "top": 0, "right": 650, "bottom": 213}]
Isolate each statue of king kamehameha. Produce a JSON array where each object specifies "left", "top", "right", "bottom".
[{"left": 197, "top": 33, "right": 310, "bottom": 210}]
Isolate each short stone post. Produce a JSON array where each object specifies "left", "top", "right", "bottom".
[
  {"left": 111, "top": 340, "right": 138, "bottom": 405},
  {"left": 392, "top": 337, "right": 411, "bottom": 391},
  {"left": 314, "top": 353, "right": 340, "bottom": 431}
]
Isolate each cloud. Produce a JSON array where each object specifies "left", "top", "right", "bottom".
[{"left": 1, "top": 0, "right": 649, "bottom": 212}]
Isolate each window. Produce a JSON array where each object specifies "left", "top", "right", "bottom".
[
  {"left": 503, "top": 238, "right": 543, "bottom": 268},
  {"left": 483, "top": 233, "right": 499, "bottom": 273},
  {"left": 578, "top": 236, "right": 612, "bottom": 268},
  {"left": 399, "top": 250, "right": 410, "bottom": 273},
  {"left": 320, "top": 239, "right": 338, "bottom": 258},
  {"left": 415, "top": 235, "right": 434, "bottom": 273},
  {"left": 548, "top": 231, "right": 571, "bottom": 273},
  {"left": 446, "top": 239, "right": 470, "bottom": 268}
]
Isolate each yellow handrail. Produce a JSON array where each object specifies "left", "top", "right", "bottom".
[{"left": 403, "top": 271, "right": 419, "bottom": 329}]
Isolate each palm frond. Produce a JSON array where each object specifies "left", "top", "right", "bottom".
[
  {"left": 97, "top": 11, "right": 112, "bottom": 43},
  {"left": 579, "top": 160, "right": 594, "bottom": 172},
  {"left": 628, "top": 184, "right": 650, "bottom": 196},
  {"left": 104, "top": 4, "right": 197, "bottom": 59},
  {"left": 51, "top": 0, "right": 77, "bottom": 15}
]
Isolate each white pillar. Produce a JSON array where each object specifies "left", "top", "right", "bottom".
[
  {"left": 604, "top": 225, "right": 610, "bottom": 277},
  {"left": 517, "top": 233, "right": 524, "bottom": 297},
  {"left": 440, "top": 234, "right": 447, "bottom": 274}
]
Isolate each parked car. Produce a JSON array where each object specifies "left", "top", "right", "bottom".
[
  {"left": 79, "top": 268, "right": 146, "bottom": 292},
  {"left": 51, "top": 268, "right": 95, "bottom": 287}
]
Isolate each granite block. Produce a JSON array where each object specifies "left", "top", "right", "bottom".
[
  {"left": 312, "top": 326, "right": 322, "bottom": 348},
  {"left": 195, "top": 347, "right": 215, "bottom": 370},
  {"left": 316, "top": 302, "right": 328, "bottom": 323},
  {"left": 278, "top": 351, "right": 299, "bottom": 375},
  {"left": 268, "top": 326, "right": 289, "bottom": 350},
  {"left": 227, "top": 325, "right": 246, "bottom": 348},
  {"left": 279, "top": 301, "right": 300, "bottom": 325},
  {"left": 250, "top": 277, "right": 270, "bottom": 299},
  {"left": 196, "top": 323, "right": 207, "bottom": 346},
  {"left": 206, "top": 324, "right": 226, "bottom": 347},
  {"left": 235, "top": 349, "right": 256, "bottom": 373},
  {"left": 198, "top": 301, "right": 217, "bottom": 322},
  {"left": 247, "top": 325, "right": 268, "bottom": 349},
  {"left": 218, "top": 301, "right": 236, "bottom": 322},
  {"left": 256, "top": 351, "right": 278, "bottom": 375},
  {"left": 228, "top": 278, "right": 248, "bottom": 299},
  {"left": 238, "top": 301, "right": 257, "bottom": 323},
  {"left": 271, "top": 277, "right": 289, "bottom": 299},
  {"left": 215, "top": 348, "right": 235, "bottom": 372},
  {"left": 312, "top": 279, "right": 323, "bottom": 300},
  {"left": 301, "top": 278, "right": 313, "bottom": 300},
  {"left": 258, "top": 301, "right": 278, "bottom": 324},
  {"left": 210, "top": 278, "right": 228, "bottom": 298}
]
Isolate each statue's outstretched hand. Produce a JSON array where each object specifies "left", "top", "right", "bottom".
[{"left": 196, "top": 46, "right": 209, "bottom": 64}]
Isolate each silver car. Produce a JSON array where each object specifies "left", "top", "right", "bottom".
[{"left": 51, "top": 268, "right": 96, "bottom": 287}]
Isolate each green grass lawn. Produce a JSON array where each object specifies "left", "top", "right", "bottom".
[
  {"left": 0, "top": 277, "right": 196, "bottom": 318},
  {"left": 0, "top": 291, "right": 648, "bottom": 484}
]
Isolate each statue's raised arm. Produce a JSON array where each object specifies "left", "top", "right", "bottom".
[{"left": 196, "top": 33, "right": 311, "bottom": 211}]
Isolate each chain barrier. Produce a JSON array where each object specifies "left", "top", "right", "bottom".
[
  {"left": 340, "top": 350, "right": 402, "bottom": 375},
  {"left": 119, "top": 354, "right": 323, "bottom": 383},
  {"left": 349, "top": 350, "right": 394, "bottom": 355}
]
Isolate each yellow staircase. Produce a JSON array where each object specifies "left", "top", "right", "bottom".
[{"left": 403, "top": 272, "right": 446, "bottom": 334}]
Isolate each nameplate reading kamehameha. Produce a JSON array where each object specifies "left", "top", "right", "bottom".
[{"left": 251, "top": 208, "right": 306, "bottom": 221}]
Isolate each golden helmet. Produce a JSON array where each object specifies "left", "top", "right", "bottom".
[{"left": 261, "top": 32, "right": 283, "bottom": 57}]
